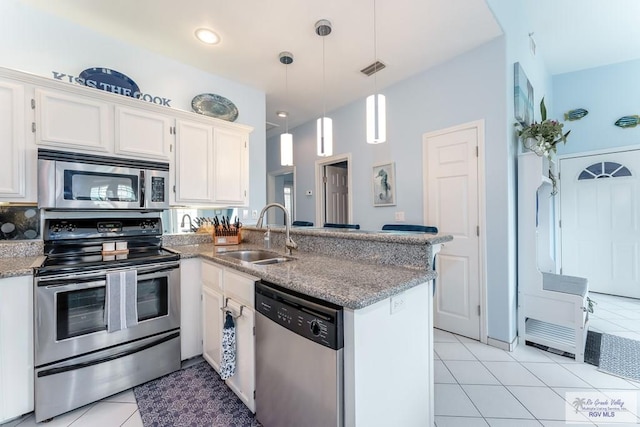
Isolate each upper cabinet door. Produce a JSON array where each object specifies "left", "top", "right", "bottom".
[
  {"left": 0, "top": 79, "right": 27, "bottom": 200},
  {"left": 115, "top": 106, "right": 172, "bottom": 160},
  {"left": 174, "top": 119, "right": 214, "bottom": 204},
  {"left": 213, "top": 127, "right": 249, "bottom": 206},
  {"left": 35, "top": 88, "right": 111, "bottom": 152}
]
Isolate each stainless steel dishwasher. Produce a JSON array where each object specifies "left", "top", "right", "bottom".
[{"left": 255, "top": 280, "right": 344, "bottom": 427}]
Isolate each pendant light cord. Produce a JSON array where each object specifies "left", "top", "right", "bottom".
[
  {"left": 285, "top": 64, "right": 289, "bottom": 133},
  {"left": 373, "top": 0, "right": 378, "bottom": 94},
  {"left": 322, "top": 34, "right": 326, "bottom": 119}
]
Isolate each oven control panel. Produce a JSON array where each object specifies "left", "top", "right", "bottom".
[{"left": 45, "top": 218, "right": 162, "bottom": 240}]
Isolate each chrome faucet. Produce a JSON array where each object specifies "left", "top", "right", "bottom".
[
  {"left": 256, "top": 203, "right": 297, "bottom": 255},
  {"left": 180, "top": 214, "right": 195, "bottom": 232}
]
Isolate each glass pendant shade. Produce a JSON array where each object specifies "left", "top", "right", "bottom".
[
  {"left": 366, "top": 93, "right": 386, "bottom": 144},
  {"left": 316, "top": 117, "right": 333, "bottom": 157},
  {"left": 280, "top": 133, "right": 293, "bottom": 166}
]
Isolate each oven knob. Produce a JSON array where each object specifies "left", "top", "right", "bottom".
[{"left": 310, "top": 320, "right": 321, "bottom": 336}]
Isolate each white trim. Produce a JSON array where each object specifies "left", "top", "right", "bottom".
[
  {"left": 487, "top": 335, "right": 517, "bottom": 352},
  {"left": 556, "top": 144, "right": 640, "bottom": 161},
  {"left": 422, "top": 119, "right": 487, "bottom": 344},
  {"left": 266, "top": 166, "right": 296, "bottom": 224},
  {"left": 315, "top": 153, "right": 353, "bottom": 227}
]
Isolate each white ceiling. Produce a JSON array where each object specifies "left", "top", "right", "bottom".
[{"left": 23, "top": 0, "right": 640, "bottom": 136}]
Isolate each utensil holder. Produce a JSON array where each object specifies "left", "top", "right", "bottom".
[{"left": 214, "top": 226, "right": 241, "bottom": 245}]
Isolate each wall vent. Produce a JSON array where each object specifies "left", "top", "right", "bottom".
[{"left": 360, "top": 61, "right": 386, "bottom": 77}]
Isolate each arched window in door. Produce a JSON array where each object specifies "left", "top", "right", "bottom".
[{"left": 578, "top": 161, "right": 632, "bottom": 180}]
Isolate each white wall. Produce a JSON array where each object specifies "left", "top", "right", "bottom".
[
  {"left": 554, "top": 58, "right": 640, "bottom": 155},
  {"left": 0, "top": 0, "right": 266, "bottom": 214},
  {"left": 267, "top": 36, "right": 517, "bottom": 343}
]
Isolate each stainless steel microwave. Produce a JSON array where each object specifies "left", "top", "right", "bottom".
[{"left": 38, "top": 149, "right": 170, "bottom": 210}]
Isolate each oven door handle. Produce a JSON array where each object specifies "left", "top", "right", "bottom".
[
  {"left": 140, "top": 170, "right": 146, "bottom": 208},
  {"left": 41, "top": 278, "right": 106, "bottom": 291},
  {"left": 135, "top": 263, "right": 179, "bottom": 276}
]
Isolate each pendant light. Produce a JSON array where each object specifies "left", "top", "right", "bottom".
[
  {"left": 316, "top": 19, "right": 333, "bottom": 157},
  {"left": 279, "top": 51, "right": 294, "bottom": 166},
  {"left": 366, "top": 0, "right": 386, "bottom": 144}
]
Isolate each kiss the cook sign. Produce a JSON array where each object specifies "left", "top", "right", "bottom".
[{"left": 51, "top": 67, "right": 172, "bottom": 107}]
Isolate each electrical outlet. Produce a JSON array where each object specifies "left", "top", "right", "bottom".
[
  {"left": 390, "top": 295, "right": 406, "bottom": 314},
  {"left": 251, "top": 210, "right": 258, "bottom": 219},
  {"left": 395, "top": 211, "right": 405, "bottom": 221}
]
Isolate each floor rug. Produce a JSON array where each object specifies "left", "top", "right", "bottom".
[
  {"left": 598, "top": 333, "right": 640, "bottom": 382},
  {"left": 133, "top": 360, "right": 261, "bottom": 427}
]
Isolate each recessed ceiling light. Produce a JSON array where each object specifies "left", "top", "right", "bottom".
[
  {"left": 195, "top": 28, "right": 220, "bottom": 45},
  {"left": 277, "top": 111, "right": 288, "bottom": 118}
]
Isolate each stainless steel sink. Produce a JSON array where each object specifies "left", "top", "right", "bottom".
[{"left": 219, "top": 250, "right": 291, "bottom": 265}]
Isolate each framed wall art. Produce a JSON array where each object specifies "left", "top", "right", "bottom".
[
  {"left": 372, "top": 162, "right": 395, "bottom": 206},
  {"left": 514, "top": 62, "right": 534, "bottom": 126}
]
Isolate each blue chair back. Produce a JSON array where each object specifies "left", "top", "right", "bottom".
[
  {"left": 324, "top": 223, "right": 360, "bottom": 230},
  {"left": 292, "top": 220, "right": 314, "bottom": 227},
  {"left": 382, "top": 224, "right": 438, "bottom": 233}
]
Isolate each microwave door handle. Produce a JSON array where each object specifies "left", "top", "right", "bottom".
[{"left": 140, "top": 170, "right": 146, "bottom": 208}]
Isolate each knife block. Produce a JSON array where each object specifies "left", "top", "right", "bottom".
[{"left": 214, "top": 226, "right": 241, "bottom": 245}]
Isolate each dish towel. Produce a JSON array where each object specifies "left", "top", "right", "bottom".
[
  {"left": 220, "top": 311, "right": 236, "bottom": 380},
  {"left": 106, "top": 270, "right": 138, "bottom": 333}
]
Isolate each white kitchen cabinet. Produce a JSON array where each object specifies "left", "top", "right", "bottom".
[
  {"left": 202, "top": 260, "right": 224, "bottom": 371},
  {"left": 174, "top": 119, "right": 214, "bottom": 204},
  {"left": 212, "top": 127, "right": 249, "bottom": 206},
  {"left": 202, "top": 286, "right": 224, "bottom": 372},
  {"left": 35, "top": 87, "right": 112, "bottom": 153},
  {"left": 0, "top": 78, "right": 36, "bottom": 202},
  {"left": 180, "top": 258, "right": 203, "bottom": 360},
  {"left": 115, "top": 106, "right": 173, "bottom": 160},
  {"left": 201, "top": 261, "right": 257, "bottom": 412},
  {"left": 0, "top": 275, "right": 34, "bottom": 424},
  {"left": 173, "top": 122, "right": 250, "bottom": 207},
  {"left": 224, "top": 298, "right": 255, "bottom": 413}
]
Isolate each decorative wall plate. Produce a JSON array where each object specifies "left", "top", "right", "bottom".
[
  {"left": 191, "top": 93, "right": 239, "bottom": 121},
  {"left": 78, "top": 68, "right": 140, "bottom": 97}
]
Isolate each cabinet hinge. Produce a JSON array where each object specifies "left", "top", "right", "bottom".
[
  {"left": 170, "top": 144, "right": 173, "bottom": 153},
  {"left": 253, "top": 390, "right": 256, "bottom": 399},
  {"left": 32, "top": 122, "right": 36, "bottom": 133},
  {"left": 560, "top": 267, "right": 563, "bottom": 274},
  {"left": 322, "top": 176, "right": 327, "bottom": 184},
  {"left": 559, "top": 220, "right": 561, "bottom": 228},
  {"left": 244, "top": 190, "right": 247, "bottom": 197},
  {"left": 476, "top": 146, "right": 479, "bottom": 157},
  {"left": 253, "top": 326, "right": 255, "bottom": 336},
  {"left": 173, "top": 185, "right": 176, "bottom": 193},
  {"left": 476, "top": 225, "right": 479, "bottom": 237},
  {"left": 477, "top": 305, "right": 481, "bottom": 316},
  {"left": 31, "top": 98, "right": 35, "bottom": 109},
  {"left": 244, "top": 141, "right": 247, "bottom": 148}
]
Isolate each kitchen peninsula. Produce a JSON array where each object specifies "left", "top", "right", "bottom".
[{"left": 168, "top": 226, "right": 452, "bottom": 427}]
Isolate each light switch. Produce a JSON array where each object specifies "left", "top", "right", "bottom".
[{"left": 395, "top": 211, "right": 405, "bottom": 221}]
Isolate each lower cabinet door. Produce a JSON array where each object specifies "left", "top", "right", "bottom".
[
  {"left": 202, "top": 287, "right": 223, "bottom": 372},
  {"left": 224, "top": 299, "right": 255, "bottom": 413},
  {"left": 0, "top": 276, "right": 34, "bottom": 423}
]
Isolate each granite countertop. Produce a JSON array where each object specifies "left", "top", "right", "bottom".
[
  {"left": 0, "top": 256, "right": 44, "bottom": 279},
  {"left": 167, "top": 243, "right": 437, "bottom": 310}
]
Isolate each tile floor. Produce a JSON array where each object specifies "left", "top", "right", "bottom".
[
  {"left": 3, "top": 294, "right": 639, "bottom": 427},
  {"left": 588, "top": 292, "right": 640, "bottom": 341}
]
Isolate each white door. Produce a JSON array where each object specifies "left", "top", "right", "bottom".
[
  {"left": 424, "top": 125, "right": 481, "bottom": 340},
  {"left": 560, "top": 150, "right": 640, "bottom": 298},
  {"left": 325, "top": 165, "right": 348, "bottom": 224}
]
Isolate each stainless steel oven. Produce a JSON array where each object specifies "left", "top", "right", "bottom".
[
  {"left": 38, "top": 149, "right": 169, "bottom": 211},
  {"left": 33, "top": 216, "right": 180, "bottom": 422}
]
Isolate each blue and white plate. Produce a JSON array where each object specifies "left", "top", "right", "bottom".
[
  {"left": 191, "top": 93, "right": 239, "bottom": 122},
  {"left": 78, "top": 68, "right": 140, "bottom": 97}
]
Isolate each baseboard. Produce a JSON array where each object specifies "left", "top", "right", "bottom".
[{"left": 487, "top": 336, "right": 518, "bottom": 351}]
